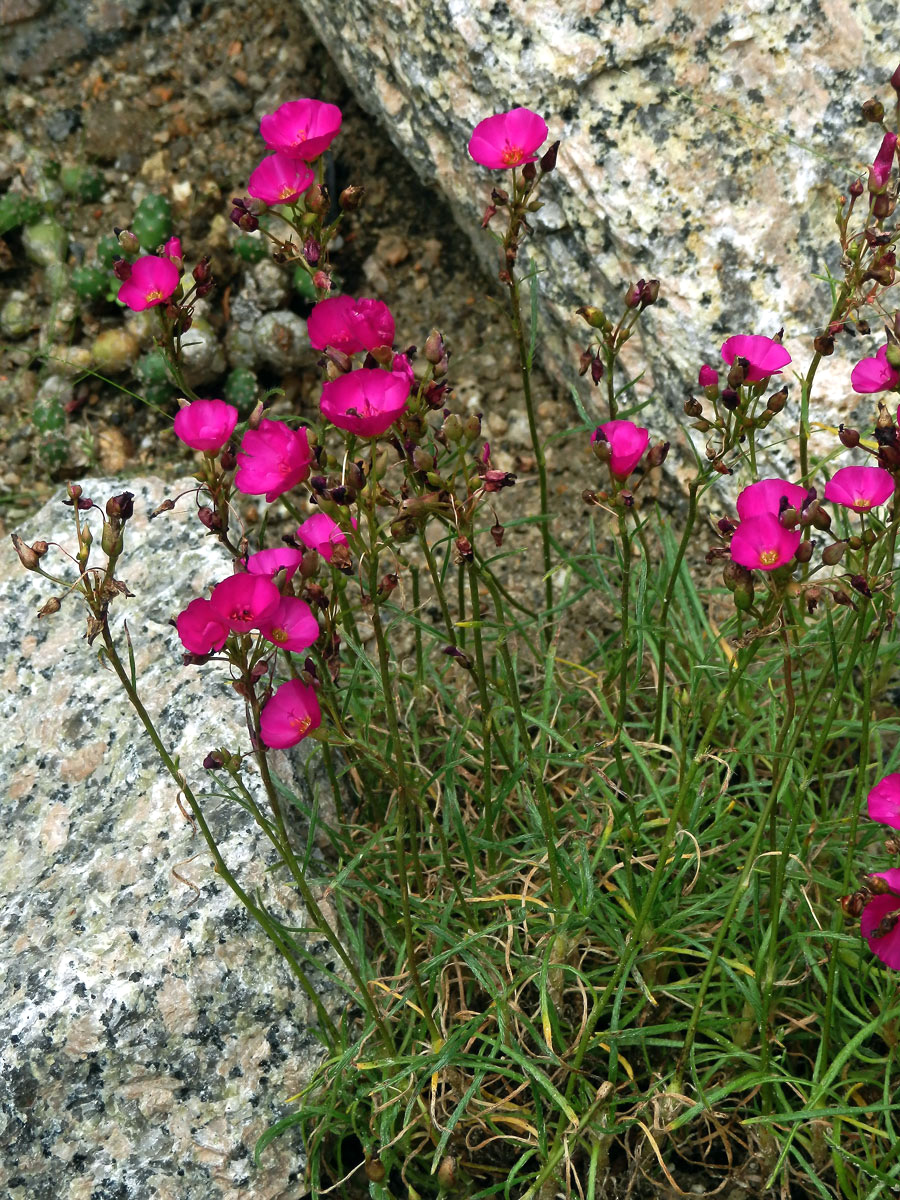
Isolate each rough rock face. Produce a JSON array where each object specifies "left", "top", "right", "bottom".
[
  {"left": 297, "top": 0, "right": 895, "bottom": 456},
  {"left": 0, "top": 479, "right": 341, "bottom": 1199}
]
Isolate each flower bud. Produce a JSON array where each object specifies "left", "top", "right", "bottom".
[
  {"left": 116, "top": 228, "right": 140, "bottom": 255},
  {"left": 442, "top": 413, "right": 463, "bottom": 442},
  {"left": 303, "top": 236, "right": 321, "bottom": 265},
  {"left": 850, "top": 573, "right": 872, "bottom": 597},
  {"left": 810, "top": 505, "right": 832, "bottom": 532},
  {"left": 522, "top": 161, "right": 537, "bottom": 181},
  {"left": 101, "top": 521, "right": 123, "bottom": 558},
  {"left": 198, "top": 506, "right": 222, "bottom": 531},
  {"left": 490, "top": 520, "right": 504, "bottom": 546},
  {"left": 312, "top": 270, "right": 331, "bottom": 292},
  {"left": 192, "top": 256, "right": 212, "bottom": 284},
  {"left": 862, "top": 98, "right": 885, "bottom": 122},
  {"left": 575, "top": 306, "right": 610, "bottom": 331},
  {"left": 365, "top": 1158, "right": 386, "bottom": 1183},
  {"left": 247, "top": 400, "right": 266, "bottom": 430},
  {"left": 849, "top": 178, "right": 864, "bottom": 198},
  {"left": 455, "top": 536, "right": 473, "bottom": 563},
  {"left": 646, "top": 441, "right": 669, "bottom": 468},
  {"left": 813, "top": 332, "right": 834, "bottom": 356},
  {"left": 112, "top": 257, "right": 132, "bottom": 281},
  {"left": 766, "top": 386, "right": 788, "bottom": 414},
  {"left": 624, "top": 280, "right": 644, "bottom": 309},
  {"left": 38, "top": 596, "right": 61, "bottom": 618},
  {"left": 590, "top": 356, "right": 604, "bottom": 386},
  {"left": 805, "top": 585, "right": 823, "bottom": 613},
  {"left": 795, "top": 540, "right": 813, "bottom": 563},
  {"left": 723, "top": 561, "right": 752, "bottom": 591},
  {"left": 424, "top": 329, "right": 446, "bottom": 365},
  {"left": 839, "top": 424, "right": 860, "bottom": 448},
  {"left": 779, "top": 505, "right": 800, "bottom": 529},
  {"left": 462, "top": 413, "right": 482, "bottom": 441},
  {"left": 220, "top": 448, "right": 236, "bottom": 471},
  {"left": 339, "top": 185, "right": 365, "bottom": 212},
  {"left": 639, "top": 278, "right": 660, "bottom": 309},
  {"left": 11, "top": 533, "right": 44, "bottom": 571},
  {"left": 720, "top": 388, "right": 739, "bottom": 411},
  {"left": 684, "top": 396, "right": 703, "bottom": 418},
  {"left": 106, "top": 491, "right": 134, "bottom": 521},
  {"left": 726, "top": 358, "right": 747, "bottom": 389},
  {"left": 540, "top": 141, "right": 559, "bottom": 173}
]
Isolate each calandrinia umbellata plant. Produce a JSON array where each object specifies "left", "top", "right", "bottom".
[{"left": 14, "top": 73, "right": 900, "bottom": 1198}]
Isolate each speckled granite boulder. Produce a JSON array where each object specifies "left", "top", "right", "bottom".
[
  {"left": 298, "top": 0, "right": 896, "bottom": 443},
  {"left": 0, "top": 478, "right": 342, "bottom": 1200}
]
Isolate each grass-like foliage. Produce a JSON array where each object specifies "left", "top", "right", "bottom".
[{"left": 14, "top": 81, "right": 900, "bottom": 1200}]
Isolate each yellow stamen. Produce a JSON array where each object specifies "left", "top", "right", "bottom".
[{"left": 759, "top": 549, "right": 779, "bottom": 565}]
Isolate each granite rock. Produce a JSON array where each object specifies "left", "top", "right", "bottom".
[
  {"left": 0, "top": 478, "right": 344, "bottom": 1199},
  {"left": 297, "top": 0, "right": 897, "bottom": 464}
]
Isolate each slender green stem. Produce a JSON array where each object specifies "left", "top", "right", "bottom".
[
  {"left": 99, "top": 624, "right": 341, "bottom": 1044},
  {"left": 652, "top": 477, "right": 701, "bottom": 743},
  {"left": 467, "top": 563, "right": 495, "bottom": 850},
  {"left": 507, "top": 269, "right": 553, "bottom": 637},
  {"left": 614, "top": 507, "right": 632, "bottom": 743}
]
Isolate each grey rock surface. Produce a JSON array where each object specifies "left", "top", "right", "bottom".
[
  {"left": 1, "top": 478, "right": 343, "bottom": 1199},
  {"left": 297, "top": 0, "right": 897, "bottom": 452}
]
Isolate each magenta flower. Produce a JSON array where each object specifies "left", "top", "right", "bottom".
[
  {"left": 234, "top": 419, "right": 312, "bottom": 501},
  {"left": 176, "top": 597, "right": 229, "bottom": 655},
  {"left": 246, "top": 546, "right": 305, "bottom": 583},
  {"left": 258, "top": 596, "right": 320, "bottom": 653},
  {"left": 698, "top": 365, "right": 719, "bottom": 388},
  {"left": 868, "top": 774, "right": 900, "bottom": 830},
  {"left": 173, "top": 398, "right": 238, "bottom": 453},
  {"left": 736, "top": 478, "right": 809, "bottom": 521},
  {"left": 320, "top": 368, "right": 412, "bottom": 437},
  {"left": 591, "top": 420, "right": 650, "bottom": 479},
  {"left": 307, "top": 295, "right": 395, "bottom": 354},
  {"left": 260, "top": 678, "right": 323, "bottom": 749},
  {"left": 720, "top": 334, "right": 791, "bottom": 383},
  {"left": 861, "top": 870, "right": 900, "bottom": 970},
  {"left": 850, "top": 345, "right": 900, "bottom": 394},
  {"left": 117, "top": 255, "right": 180, "bottom": 311},
  {"left": 824, "top": 465, "right": 895, "bottom": 513},
  {"left": 296, "top": 512, "right": 356, "bottom": 562},
  {"left": 730, "top": 514, "right": 802, "bottom": 571},
  {"left": 392, "top": 352, "right": 415, "bottom": 389},
  {"left": 209, "top": 573, "right": 280, "bottom": 634},
  {"left": 248, "top": 153, "right": 315, "bottom": 206},
  {"left": 468, "top": 107, "right": 548, "bottom": 170},
  {"left": 259, "top": 99, "right": 343, "bottom": 161},
  {"left": 870, "top": 132, "right": 898, "bottom": 191}
]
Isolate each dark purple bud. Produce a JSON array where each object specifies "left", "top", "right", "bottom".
[{"left": 540, "top": 140, "right": 560, "bottom": 173}]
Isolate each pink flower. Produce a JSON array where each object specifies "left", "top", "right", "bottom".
[
  {"left": 307, "top": 295, "right": 395, "bottom": 354},
  {"left": 736, "top": 478, "right": 809, "bottom": 521},
  {"left": 259, "top": 99, "right": 343, "bottom": 161},
  {"left": 868, "top": 775, "right": 900, "bottom": 829},
  {"left": 258, "top": 596, "right": 320, "bottom": 653},
  {"left": 260, "top": 678, "right": 322, "bottom": 748},
  {"left": 164, "top": 236, "right": 183, "bottom": 266},
  {"left": 248, "top": 153, "right": 315, "bottom": 206},
  {"left": 591, "top": 420, "right": 649, "bottom": 479},
  {"left": 234, "top": 419, "right": 312, "bottom": 501},
  {"left": 296, "top": 512, "right": 356, "bottom": 562},
  {"left": 319, "top": 368, "right": 412, "bottom": 437},
  {"left": 176, "top": 597, "right": 229, "bottom": 655},
  {"left": 871, "top": 132, "right": 898, "bottom": 191},
  {"left": 246, "top": 547, "right": 305, "bottom": 583},
  {"left": 824, "top": 465, "right": 895, "bottom": 513},
  {"left": 850, "top": 345, "right": 900, "bottom": 394},
  {"left": 698, "top": 365, "right": 718, "bottom": 388},
  {"left": 209, "top": 573, "right": 280, "bottom": 633},
  {"left": 392, "top": 353, "right": 415, "bottom": 389},
  {"left": 861, "top": 870, "right": 900, "bottom": 969},
  {"left": 720, "top": 334, "right": 791, "bottom": 383},
  {"left": 468, "top": 107, "right": 548, "bottom": 169},
  {"left": 730, "top": 514, "right": 802, "bottom": 571},
  {"left": 117, "top": 255, "right": 180, "bottom": 311},
  {"left": 173, "top": 398, "right": 238, "bottom": 453}
]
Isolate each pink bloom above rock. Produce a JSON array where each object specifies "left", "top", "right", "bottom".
[
  {"left": 698, "top": 365, "right": 719, "bottom": 387},
  {"left": 173, "top": 398, "right": 238, "bottom": 453},
  {"left": 258, "top": 596, "right": 320, "bottom": 653},
  {"left": 320, "top": 368, "right": 412, "bottom": 437},
  {"left": 117, "top": 255, "right": 180, "bottom": 311},
  {"left": 260, "top": 678, "right": 322, "bottom": 749},
  {"left": 209, "top": 573, "right": 280, "bottom": 633},
  {"left": 868, "top": 774, "right": 900, "bottom": 830},
  {"left": 176, "top": 597, "right": 229, "bottom": 655},
  {"left": 861, "top": 869, "right": 900, "bottom": 970},
  {"left": 259, "top": 99, "right": 343, "bottom": 161},
  {"left": 720, "top": 334, "right": 791, "bottom": 383},
  {"left": 824, "top": 465, "right": 895, "bottom": 513},
  {"left": 468, "top": 107, "right": 548, "bottom": 169},
  {"left": 850, "top": 344, "right": 900, "bottom": 394},
  {"left": 234, "top": 419, "right": 312, "bottom": 501},
  {"left": 730, "top": 514, "right": 801, "bottom": 571},
  {"left": 307, "top": 295, "right": 395, "bottom": 354},
  {"left": 591, "top": 420, "right": 649, "bottom": 479},
  {"left": 248, "top": 153, "right": 315, "bottom": 206},
  {"left": 246, "top": 546, "right": 305, "bottom": 583},
  {"left": 736, "top": 478, "right": 809, "bottom": 521},
  {"left": 296, "top": 512, "right": 356, "bottom": 562},
  {"left": 871, "top": 132, "right": 898, "bottom": 190}
]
